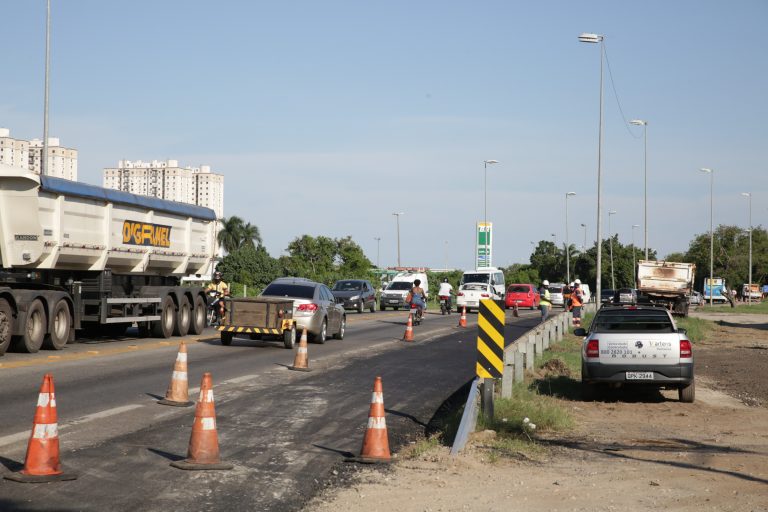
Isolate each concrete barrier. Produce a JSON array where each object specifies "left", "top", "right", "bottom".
[
  {"left": 501, "top": 346, "right": 514, "bottom": 398},
  {"left": 514, "top": 351, "right": 524, "bottom": 383}
]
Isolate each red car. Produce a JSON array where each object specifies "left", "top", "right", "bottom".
[{"left": 505, "top": 284, "right": 540, "bottom": 310}]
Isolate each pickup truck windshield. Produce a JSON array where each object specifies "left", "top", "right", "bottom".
[
  {"left": 592, "top": 309, "right": 674, "bottom": 333},
  {"left": 386, "top": 282, "right": 412, "bottom": 291}
]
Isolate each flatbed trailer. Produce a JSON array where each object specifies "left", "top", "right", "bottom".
[{"left": 218, "top": 296, "right": 297, "bottom": 349}]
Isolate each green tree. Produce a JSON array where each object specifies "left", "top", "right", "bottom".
[
  {"left": 501, "top": 263, "right": 540, "bottom": 286},
  {"left": 215, "top": 244, "right": 280, "bottom": 294},
  {"left": 217, "top": 216, "right": 263, "bottom": 254},
  {"left": 280, "top": 235, "right": 374, "bottom": 285},
  {"left": 529, "top": 240, "right": 564, "bottom": 282}
]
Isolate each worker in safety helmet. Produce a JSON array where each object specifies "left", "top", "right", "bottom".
[{"left": 539, "top": 279, "right": 552, "bottom": 322}]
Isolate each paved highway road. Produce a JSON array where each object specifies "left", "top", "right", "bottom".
[{"left": 0, "top": 307, "right": 543, "bottom": 511}]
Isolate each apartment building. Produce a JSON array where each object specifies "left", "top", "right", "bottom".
[
  {"left": 0, "top": 128, "right": 78, "bottom": 180},
  {"left": 103, "top": 159, "right": 224, "bottom": 218}
]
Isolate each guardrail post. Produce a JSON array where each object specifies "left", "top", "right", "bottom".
[
  {"left": 481, "top": 379, "right": 494, "bottom": 421},
  {"left": 502, "top": 346, "right": 514, "bottom": 399},
  {"left": 514, "top": 350, "right": 524, "bottom": 382},
  {"left": 536, "top": 328, "right": 544, "bottom": 355},
  {"left": 526, "top": 334, "right": 535, "bottom": 370}
]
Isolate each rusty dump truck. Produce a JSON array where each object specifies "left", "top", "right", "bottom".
[
  {"left": 636, "top": 260, "right": 696, "bottom": 316},
  {"left": 218, "top": 297, "right": 297, "bottom": 349}
]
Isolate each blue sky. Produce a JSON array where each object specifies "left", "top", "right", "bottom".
[{"left": 2, "top": 1, "right": 766, "bottom": 270}]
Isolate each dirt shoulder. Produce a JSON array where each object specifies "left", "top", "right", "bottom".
[{"left": 306, "top": 316, "right": 768, "bottom": 512}]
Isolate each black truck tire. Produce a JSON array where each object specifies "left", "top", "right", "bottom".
[
  {"left": 221, "top": 331, "right": 234, "bottom": 345},
  {"left": 174, "top": 295, "right": 191, "bottom": 337},
  {"left": 283, "top": 325, "right": 296, "bottom": 349},
  {"left": 151, "top": 295, "right": 176, "bottom": 339},
  {"left": 0, "top": 298, "right": 13, "bottom": 356},
  {"left": 43, "top": 300, "right": 71, "bottom": 350},
  {"left": 190, "top": 295, "right": 206, "bottom": 335},
  {"left": 13, "top": 299, "right": 46, "bottom": 353}
]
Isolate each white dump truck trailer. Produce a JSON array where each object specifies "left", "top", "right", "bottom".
[
  {"left": 0, "top": 163, "right": 217, "bottom": 355},
  {"left": 636, "top": 260, "right": 696, "bottom": 316}
]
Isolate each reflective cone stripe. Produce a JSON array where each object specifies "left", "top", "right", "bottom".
[
  {"left": 22, "top": 374, "right": 62, "bottom": 476},
  {"left": 185, "top": 373, "right": 222, "bottom": 465},
  {"left": 359, "top": 377, "right": 390, "bottom": 461},
  {"left": 458, "top": 306, "right": 467, "bottom": 328},
  {"left": 403, "top": 313, "right": 414, "bottom": 341},
  {"left": 161, "top": 342, "right": 192, "bottom": 405},
  {"left": 290, "top": 329, "right": 310, "bottom": 370}
]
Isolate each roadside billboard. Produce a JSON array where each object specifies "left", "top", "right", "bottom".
[{"left": 476, "top": 222, "right": 492, "bottom": 269}]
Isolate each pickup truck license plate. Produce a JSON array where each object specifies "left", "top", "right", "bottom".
[
  {"left": 388, "top": 299, "right": 399, "bottom": 304},
  {"left": 626, "top": 372, "right": 654, "bottom": 380}
]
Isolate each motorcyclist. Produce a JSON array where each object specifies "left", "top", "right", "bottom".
[
  {"left": 437, "top": 278, "right": 454, "bottom": 312},
  {"left": 409, "top": 279, "right": 427, "bottom": 317},
  {"left": 206, "top": 271, "right": 229, "bottom": 324}
]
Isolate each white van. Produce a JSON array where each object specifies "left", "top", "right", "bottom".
[
  {"left": 460, "top": 268, "right": 505, "bottom": 298},
  {"left": 379, "top": 271, "right": 429, "bottom": 311}
]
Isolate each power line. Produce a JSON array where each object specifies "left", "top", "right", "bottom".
[{"left": 603, "top": 41, "right": 642, "bottom": 140}]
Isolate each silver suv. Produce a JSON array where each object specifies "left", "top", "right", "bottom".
[
  {"left": 260, "top": 278, "right": 346, "bottom": 343},
  {"left": 576, "top": 304, "right": 694, "bottom": 403}
]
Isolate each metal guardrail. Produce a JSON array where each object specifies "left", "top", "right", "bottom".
[{"left": 449, "top": 377, "right": 480, "bottom": 456}]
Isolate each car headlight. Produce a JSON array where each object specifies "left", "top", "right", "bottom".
[{"left": 350, "top": 295, "right": 359, "bottom": 300}]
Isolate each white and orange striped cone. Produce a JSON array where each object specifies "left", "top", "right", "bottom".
[
  {"left": 288, "top": 329, "right": 311, "bottom": 372},
  {"left": 346, "top": 376, "right": 391, "bottom": 464},
  {"left": 403, "top": 313, "right": 414, "bottom": 342},
  {"left": 513, "top": 303, "right": 519, "bottom": 318},
  {"left": 5, "top": 374, "right": 77, "bottom": 483},
  {"left": 158, "top": 341, "right": 194, "bottom": 407},
  {"left": 458, "top": 306, "right": 467, "bottom": 328},
  {"left": 171, "top": 372, "right": 233, "bottom": 470}
]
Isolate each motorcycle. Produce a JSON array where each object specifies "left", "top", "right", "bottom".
[
  {"left": 439, "top": 295, "right": 452, "bottom": 315},
  {"left": 410, "top": 302, "right": 423, "bottom": 325},
  {"left": 207, "top": 290, "right": 223, "bottom": 326}
]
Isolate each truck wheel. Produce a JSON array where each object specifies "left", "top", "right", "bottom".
[
  {"left": 151, "top": 295, "right": 176, "bottom": 339},
  {"left": 43, "top": 300, "right": 71, "bottom": 350},
  {"left": 190, "top": 295, "right": 206, "bottom": 335},
  {"left": 13, "top": 299, "right": 46, "bottom": 353},
  {"left": 679, "top": 380, "right": 695, "bottom": 403},
  {"left": 174, "top": 296, "right": 191, "bottom": 337},
  {"left": 333, "top": 316, "right": 346, "bottom": 340},
  {"left": 380, "top": 304, "right": 386, "bottom": 311},
  {"left": 283, "top": 325, "right": 296, "bottom": 349},
  {"left": 221, "top": 331, "right": 233, "bottom": 346},
  {"left": 0, "top": 298, "right": 13, "bottom": 356}
]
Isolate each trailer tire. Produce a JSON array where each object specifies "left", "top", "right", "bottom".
[
  {"left": 174, "top": 296, "right": 191, "bottom": 337},
  {"left": 43, "top": 300, "right": 71, "bottom": 350},
  {"left": 0, "top": 298, "right": 13, "bottom": 356},
  {"left": 190, "top": 295, "right": 206, "bottom": 335},
  {"left": 13, "top": 299, "right": 46, "bottom": 353},
  {"left": 221, "top": 331, "right": 233, "bottom": 346},
  {"left": 283, "top": 325, "right": 296, "bottom": 349},
  {"left": 151, "top": 295, "right": 176, "bottom": 339}
]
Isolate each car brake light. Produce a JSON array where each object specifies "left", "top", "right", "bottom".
[
  {"left": 481, "top": 293, "right": 490, "bottom": 298},
  {"left": 680, "top": 340, "right": 692, "bottom": 358},
  {"left": 586, "top": 339, "right": 599, "bottom": 358},
  {"left": 458, "top": 292, "right": 464, "bottom": 296},
  {"left": 297, "top": 303, "right": 318, "bottom": 312}
]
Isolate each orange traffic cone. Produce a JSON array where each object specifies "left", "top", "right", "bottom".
[
  {"left": 458, "top": 306, "right": 467, "bottom": 328},
  {"left": 403, "top": 313, "right": 414, "bottom": 342},
  {"left": 4, "top": 374, "right": 77, "bottom": 483},
  {"left": 158, "top": 341, "right": 194, "bottom": 407},
  {"left": 170, "top": 373, "right": 233, "bottom": 470},
  {"left": 288, "top": 329, "right": 311, "bottom": 372},
  {"left": 347, "top": 376, "right": 391, "bottom": 464},
  {"left": 513, "top": 303, "right": 519, "bottom": 318}
]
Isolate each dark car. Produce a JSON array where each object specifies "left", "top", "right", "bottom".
[
  {"left": 600, "top": 288, "right": 616, "bottom": 304},
  {"left": 331, "top": 279, "right": 377, "bottom": 313}
]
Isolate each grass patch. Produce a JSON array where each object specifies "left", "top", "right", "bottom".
[
  {"left": 699, "top": 300, "right": 768, "bottom": 314},
  {"left": 675, "top": 316, "right": 713, "bottom": 343},
  {"left": 403, "top": 436, "right": 442, "bottom": 459}
]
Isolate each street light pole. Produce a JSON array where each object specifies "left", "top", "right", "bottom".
[
  {"left": 374, "top": 237, "right": 381, "bottom": 269},
  {"left": 700, "top": 168, "right": 714, "bottom": 306},
  {"left": 579, "top": 32, "right": 605, "bottom": 307},
  {"left": 565, "top": 192, "right": 576, "bottom": 283},
  {"left": 608, "top": 210, "right": 617, "bottom": 290},
  {"left": 631, "top": 224, "right": 640, "bottom": 286},
  {"left": 482, "top": 160, "right": 498, "bottom": 269},
  {"left": 42, "top": 0, "right": 51, "bottom": 176},
  {"left": 742, "top": 192, "right": 752, "bottom": 305},
  {"left": 392, "top": 212, "right": 404, "bottom": 268},
  {"left": 630, "top": 119, "right": 648, "bottom": 259}
]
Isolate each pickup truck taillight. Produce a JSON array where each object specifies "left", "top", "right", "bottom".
[
  {"left": 297, "top": 303, "right": 318, "bottom": 312},
  {"left": 481, "top": 293, "right": 490, "bottom": 298},
  {"left": 679, "top": 339, "right": 692, "bottom": 358},
  {"left": 586, "top": 339, "right": 600, "bottom": 358}
]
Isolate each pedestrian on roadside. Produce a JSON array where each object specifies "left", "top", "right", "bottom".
[
  {"left": 539, "top": 280, "right": 552, "bottom": 322},
  {"left": 571, "top": 280, "right": 584, "bottom": 327}
]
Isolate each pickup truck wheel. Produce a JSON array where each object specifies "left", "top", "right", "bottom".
[
  {"left": 283, "top": 326, "right": 296, "bottom": 349},
  {"left": 174, "top": 296, "right": 191, "bottom": 337},
  {"left": 333, "top": 316, "right": 346, "bottom": 340},
  {"left": 190, "top": 295, "right": 206, "bottom": 335},
  {"left": 43, "top": 300, "right": 71, "bottom": 350},
  {"left": 13, "top": 299, "right": 46, "bottom": 353},
  {"left": 679, "top": 380, "right": 695, "bottom": 403},
  {"left": 380, "top": 304, "right": 386, "bottom": 311},
  {"left": 0, "top": 298, "right": 14, "bottom": 356},
  {"left": 221, "top": 331, "right": 233, "bottom": 346},
  {"left": 151, "top": 295, "right": 176, "bottom": 339}
]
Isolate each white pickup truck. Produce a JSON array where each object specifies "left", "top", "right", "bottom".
[{"left": 576, "top": 304, "right": 695, "bottom": 403}]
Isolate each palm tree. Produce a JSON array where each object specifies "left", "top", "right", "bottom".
[
  {"left": 240, "top": 222, "right": 262, "bottom": 248},
  {"left": 217, "top": 216, "right": 245, "bottom": 254}
]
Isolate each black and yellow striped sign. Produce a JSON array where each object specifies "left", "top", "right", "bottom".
[
  {"left": 476, "top": 299, "right": 506, "bottom": 378},
  {"left": 217, "top": 326, "right": 281, "bottom": 335}
]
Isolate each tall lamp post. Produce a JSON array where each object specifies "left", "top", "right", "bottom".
[
  {"left": 565, "top": 192, "right": 576, "bottom": 283},
  {"left": 392, "top": 212, "right": 404, "bottom": 268},
  {"left": 630, "top": 119, "right": 648, "bottom": 258},
  {"left": 608, "top": 210, "right": 617, "bottom": 290},
  {"left": 699, "top": 168, "right": 714, "bottom": 306},
  {"left": 579, "top": 32, "right": 605, "bottom": 306},
  {"left": 374, "top": 237, "right": 381, "bottom": 269},
  {"left": 42, "top": 0, "right": 52, "bottom": 176},
  {"left": 741, "top": 192, "right": 752, "bottom": 304},
  {"left": 482, "top": 160, "right": 498, "bottom": 268},
  {"left": 631, "top": 224, "right": 640, "bottom": 285}
]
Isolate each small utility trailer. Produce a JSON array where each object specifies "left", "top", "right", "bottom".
[{"left": 217, "top": 297, "right": 296, "bottom": 349}]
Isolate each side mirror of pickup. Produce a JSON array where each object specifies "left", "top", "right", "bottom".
[
  {"left": 573, "top": 328, "right": 587, "bottom": 337},
  {"left": 677, "top": 328, "right": 687, "bottom": 335}
]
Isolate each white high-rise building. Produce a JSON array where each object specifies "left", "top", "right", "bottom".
[
  {"left": 103, "top": 159, "right": 224, "bottom": 218},
  {"left": 0, "top": 128, "right": 77, "bottom": 180}
]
